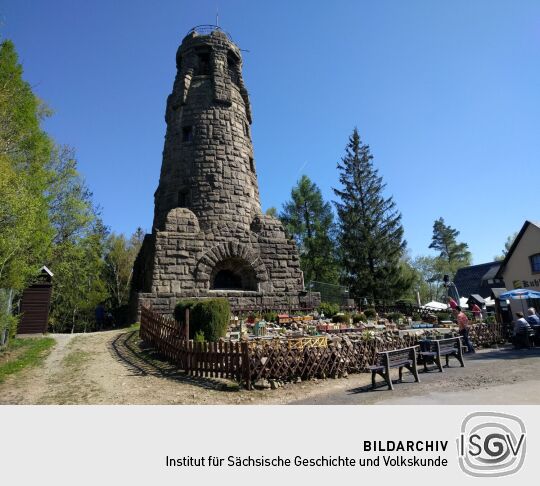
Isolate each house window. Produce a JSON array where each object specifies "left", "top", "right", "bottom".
[
  {"left": 182, "top": 126, "right": 193, "bottom": 142},
  {"left": 530, "top": 253, "right": 540, "bottom": 273}
]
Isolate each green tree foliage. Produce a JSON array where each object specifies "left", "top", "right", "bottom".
[
  {"left": 280, "top": 175, "right": 339, "bottom": 284},
  {"left": 0, "top": 40, "right": 53, "bottom": 290},
  {"left": 494, "top": 232, "right": 518, "bottom": 261},
  {"left": 104, "top": 229, "right": 144, "bottom": 309},
  {"left": 409, "top": 255, "right": 441, "bottom": 303},
  {"left": 333, "top": 128, "right": 411, "bottom": 301},
  {"left": 0, "top": 39, "right": 148, "bottom": 333},
  {"left": 429, "top": 217, "right": 472, "bottom": 279},
  {"left": 265, "top": 207, "right": 278, "bottom": 217},
  {"left": 48, "top": 219, "right": 109, "bottom": 333}
]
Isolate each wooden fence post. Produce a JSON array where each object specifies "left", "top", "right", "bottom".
[
  {"left": 184, "top": 307, "right": 190, "bottom": 341},
  {"left": 241, "top": 341, "right": 251, "bottom": 390}
]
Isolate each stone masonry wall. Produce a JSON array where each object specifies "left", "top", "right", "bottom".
[{"left": 131, "top": 28, "right": 320, "bottom": 317}]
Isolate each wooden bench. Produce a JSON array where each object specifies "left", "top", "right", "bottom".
[
  {"left": 368, "top": 346, "right": 420, "bottom": 390},
  {"left": 419, "top": 337, "right": 464, "bottom": 372}
]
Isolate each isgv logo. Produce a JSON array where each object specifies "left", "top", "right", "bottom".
[{"left": 457, "top": 412, "right": 526, "bottom": 477}]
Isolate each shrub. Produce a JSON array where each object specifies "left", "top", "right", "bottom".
[
  {"left": 332, "top": 313, "right": 351, "bottom": 324},
  {"left": 175, "top": 298, "right": 230, "bottom": 342},
  {"left": 318, "top": 302, "right": 340, "bottom": 318},
  {"left": 174, "top": 299, "right": 198, "bottom": 323},
  {"left": 262, "top": 311, "right": 278, "bottom": 323},
  {"left": 0, "top": 313, "right": 18, "bottom": 347},
  {"left": 363, "top": 308, "right": 377, "bottom": 319},
  {"left": 352, "top": 312, "right": 367, "bottom": 324},
  {"left": 387, "top": 312, "right": 404, "bottom": 323},
  {"left": 193, "top": 330, "right": 206, "bottom": 343},
  {"left": 437, "top": 312, "right": 452, "bottom": 323}
]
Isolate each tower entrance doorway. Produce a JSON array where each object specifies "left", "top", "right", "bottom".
[{"left": 210, "top": 258, "right": 257, "bottom": 291}]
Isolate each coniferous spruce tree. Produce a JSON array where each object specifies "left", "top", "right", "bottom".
[
  {"left": 333, "top": 128, "right": 410, "bottom": 302},
  {"left": 280, "top": 175, "right": 339, "bottom": 284}
]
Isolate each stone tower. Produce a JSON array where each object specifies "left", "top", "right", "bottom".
[{"left": 132, "top": 26, "right": 318, "bottom": 314}]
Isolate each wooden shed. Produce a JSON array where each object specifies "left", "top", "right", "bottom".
[{"left": 18, "top": 266, "right": 53, "bottom": 334}]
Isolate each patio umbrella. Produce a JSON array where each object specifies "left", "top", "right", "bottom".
[{"left": 498, "top": 289, "right": 540, "bottom": 315}]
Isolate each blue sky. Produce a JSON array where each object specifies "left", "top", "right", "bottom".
[{"left": 2, "top": 0, "right": 539, "bottom": 264}]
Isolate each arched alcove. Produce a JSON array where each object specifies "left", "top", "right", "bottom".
[{"left": 210, "top": 258, "right": 257, "bottom": 291}]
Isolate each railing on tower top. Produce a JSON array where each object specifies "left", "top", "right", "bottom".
[{"left": 186, "top": 25, "right": 233, "bottom": 41}]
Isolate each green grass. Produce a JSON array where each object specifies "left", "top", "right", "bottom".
[
  {"left": 128, "top": 322, "right": 140, "bottom": 331},
  {"left": 0, "top": 337, "right": 56, "bottom": 383}
]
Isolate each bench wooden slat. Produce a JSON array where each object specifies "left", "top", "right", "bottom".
[
  {"left": 421, "top": 336, "right": 464, "bottom": 372},
  {"left": 370, "top": 346, "right": 420, "bottom": 391}
]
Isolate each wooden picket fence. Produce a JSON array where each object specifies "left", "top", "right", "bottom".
[
  {"left": 139, "top": 306, "right": 426, "bottom": 388},
  {"left": 139, "top": 307, "right": 504, "bottom": 389},
  {"left": 140, "top": 306, "right": 245, "bottom": 381}
]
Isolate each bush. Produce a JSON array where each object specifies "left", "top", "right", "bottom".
[
  {"left": 332, "top": 313, "right": 351, "bottom": 324},
  {"left": 193, "top": 330, "right": 206, "bottom": 343},
  {"left": 437, "top": 312, "right": 452, "bottom": 322},
  {"left": 174, "top": 299, "right": 198, "bottom": 323},
  {"left": 262, "top": 311, "right": 278, "bottom": 323},
  {"left": 0, "top": 313, "right": 19, "bottom": 347},
  {"left": 387, "top": 312, "right": 404, "bottom": 323},
  {"left": 352, "top": 312, "right": 367, "bottom": 324},
  {"left": 318, "top": 302, "right": 340, "bottom": 318},
  {"left": 175, "top": 298, "right": 230, "bottom": 342},
  {"left": 364, "top": 308, "right": 377, "bottom": 319}
]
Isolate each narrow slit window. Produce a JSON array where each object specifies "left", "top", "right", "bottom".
[
  {"left": 178, "top": 190, "right": 189, "bottom": 207},
  {"left": 227, "top": 51, "right": 240, "bottom": 86},
  {"left": 195, "top": 52, "right": 211, "bottom": 76},
  {"left": 182, "top": 126, "right": 193, "bottom": 142},
  {"left": 249, "top": 157, "right": 255, "bottom": 173}
]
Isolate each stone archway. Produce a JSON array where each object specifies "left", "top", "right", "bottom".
[
  {"left": 210, "top": 258, "right": 257, "bottom": 290},
  {"left": 194, "top": 242, "right": 269, "bottom": 290}
]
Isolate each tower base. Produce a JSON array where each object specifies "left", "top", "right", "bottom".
[{"left": 131, "top": 208, "right": 320, "bottom": 318}]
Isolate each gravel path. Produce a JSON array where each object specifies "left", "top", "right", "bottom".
[
  {"left": 293, "top": 347, "right": 540, "bottom": 405},
  {"left": 1, "top": 331, "right": 539, "bottom": 405}
]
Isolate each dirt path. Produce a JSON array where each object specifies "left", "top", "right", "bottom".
[
  {"left": 0, "top": 330, "right": 340, "bottom": 404},
  {"left": 1, "top": 331, "right": 539, "bottom": 405}
]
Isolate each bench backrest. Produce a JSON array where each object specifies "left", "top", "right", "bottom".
[
  {"left": 438, "top": 337, "right": 461, "bottom": 352},
  {"left": 375, "top": 346, "right": 417, "bottom": 367},
  {"left": 423, "top": 337, "right": 460, "bottom": 353}
]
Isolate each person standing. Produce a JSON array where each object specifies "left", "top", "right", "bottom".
[
  {"left": 455, "top": 306, "right": 475, "bottom": 353},
  {"left": 471, "top": 303, "right": 482, "bottom": 322}
]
